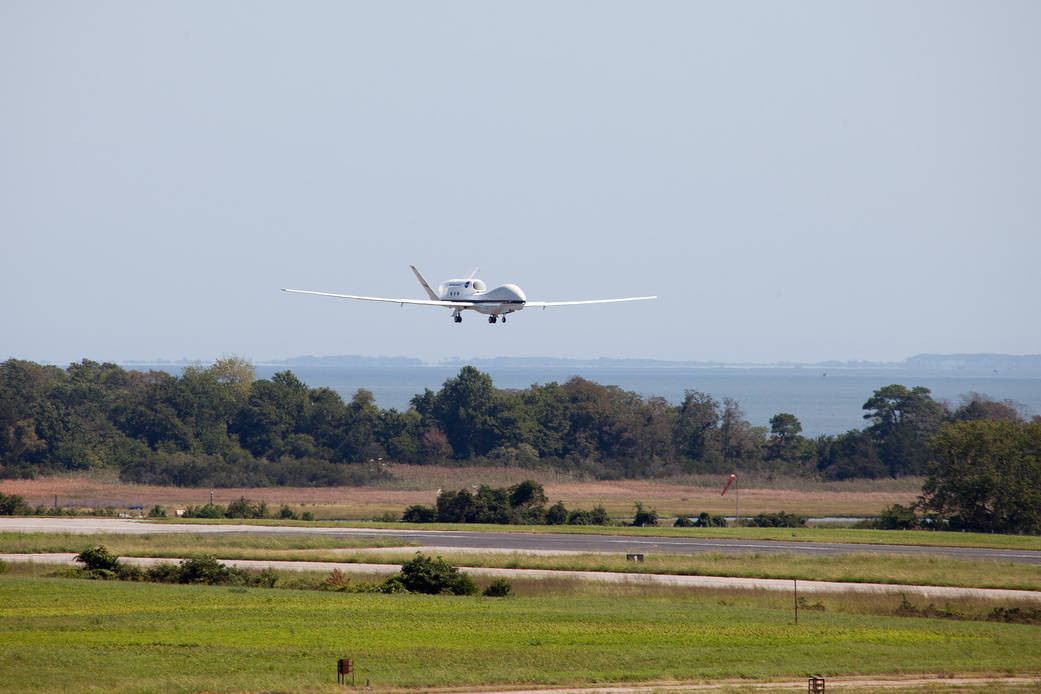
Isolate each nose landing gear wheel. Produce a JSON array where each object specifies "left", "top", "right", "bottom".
[{"left": 453, "top": 315, "right": 462, "bottom": 323}]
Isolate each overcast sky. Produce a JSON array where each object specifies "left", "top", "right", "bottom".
[{"left": 3, "top": 1, "right": 1039, "bottom": 365}]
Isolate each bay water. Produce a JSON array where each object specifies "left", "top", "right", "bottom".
[{"left": 236, "top": 364, "right": 1041, "bottom": 437}]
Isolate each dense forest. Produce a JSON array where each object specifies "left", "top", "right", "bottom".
[{"left": 0, "top": 357, "right": 1036, "bottom": 488}]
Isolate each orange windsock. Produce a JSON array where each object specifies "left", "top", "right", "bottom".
[{"left": 721, "top": 473, "right": 736, "bottom": 496}]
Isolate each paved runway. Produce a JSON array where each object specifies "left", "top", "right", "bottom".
[{"left": 3, "top": 517, "right": 1041, "bottom": 565}]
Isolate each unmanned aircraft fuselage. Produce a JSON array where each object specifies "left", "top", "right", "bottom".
[{"left": 283, "top": 266, "right": 656, "bottom": 324}]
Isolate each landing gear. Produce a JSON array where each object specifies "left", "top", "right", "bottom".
[
  {"left": 488, "top": 315, "right": 497, "bottom": 324},
  {"left": 453, "top": 314, "right": 462, "bottom": 323}
]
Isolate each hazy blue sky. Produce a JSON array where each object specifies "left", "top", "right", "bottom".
[{"left": 3, "top": 2, "right": 1039, "bottom": 365}]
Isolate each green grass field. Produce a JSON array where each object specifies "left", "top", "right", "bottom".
[
  {"left": 4, "top": 531, "right": 1041, "bottom": 591},
  {"left": 2, "top": 574, "right": 1039, "bottom": 694}
]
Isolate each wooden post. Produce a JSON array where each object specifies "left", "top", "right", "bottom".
[{"left": 794, "top": 579, "right": 798, "bottom": 625}]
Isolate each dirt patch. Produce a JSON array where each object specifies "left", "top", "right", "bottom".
[
  {"left": 1, "top": 470, "right": 916, "bottom": 518},
  {"left": 540, "top": 480, "right": 914, "bottom": 517}
]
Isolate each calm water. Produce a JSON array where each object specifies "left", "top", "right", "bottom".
[{"left": 226, "top": 365, "right": 1041, "bottom": 437}]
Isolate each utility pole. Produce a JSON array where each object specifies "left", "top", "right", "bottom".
[{"left": 794, "top": 579, "right": 798, "bottom": 625}]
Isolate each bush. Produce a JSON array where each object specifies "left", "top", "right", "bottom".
[
  {"left": 747, "top": 511, "right": 806, "bottom": 528},
  {"left": 145, "top": 563, "right": 182, "bottom": 583},
  {"left": 183, "top": 503, "right": 224, "bottom": 519},
  {"left": 147, "top": 504, "right": 167, "bottom": 518},
  {"left": 278, "top": 504, "right": 298, "bottom": 520},
  {"left": 545, "top": 501, "right": 568, "bottom": 525},
  {"left": 875, "top": 504, "right": 919, "bottom": 530},
  {"left": 390, "top": 553, "right": 478, "bottom": 595},
  {"left": 483, "top": 577, "right": 513, "bottom": 597},
  {"left": 321, "top": 568, "right": 352, "bottom": 590},
  {"left": 695, "top": 511, "right": 728, "bottom": 528},
  {"left": 567, "top": 505, "right": 610, "bottom": 526},
  {"left": 225, "top": 497, "right": 268, "bottom": 519},
  {"left": 673, "top": 515, "right": 695, "bottom": 527},
  {"left": 73, "top": 545, "right": 143, "bottom": 580},
  {"left": 631, "top": 502, "right": 658, "bottom": 527},
  {"left": 76, "top": 546, "right": 121, "bottom": 572},
  {"left": 301, "top": 511, "right": 314, "bottom": 521},
  {"left": 177, "top": 555, "right": 238, "bottom": 584},
  {"left": 0, "top": 492, "right": 32, "bottom": 516},
  {"left": 401, "top": 504, "right": 437, "bottom": 523}
]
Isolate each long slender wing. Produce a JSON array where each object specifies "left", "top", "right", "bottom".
[
  {"left": 282, "top": 288, "right": 477, "bottom": 307},
  {"left": 524, "top": 296, "right": 657, "bottom": 307}
]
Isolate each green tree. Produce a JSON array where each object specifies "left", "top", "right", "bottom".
[
  {"left": 432, "top": 367, "right": 498, "bottom": 459},
  {"left": 863, "top": 385, "right": 944, "bottom": 476},
  {"left": 205, "top": 355, "right": 255, "bottom": 400},
  {"left": 766, "top": 412, "right": 803, "bottom": 462},
  {"left": 673, "top": 390, "right": 720, "bottom": 463},
  {"left": 952, "top": 393, "right": 1026, "bottom": 423},
  {"left": 919, "top": 420, "right": 1041, "bottom": 534},
  {"left": 816, "top": 429, "right": 886, "bottom": 480}
]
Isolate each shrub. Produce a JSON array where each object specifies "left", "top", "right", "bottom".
[
  {"left": 747, "top": 511, "right": 806, "bottom": 528},
  {"left": 147, "top": 504, "right": 167, "bottom": 518},
  {"left": 177, "top": 555, "right": 237, "bottom": 584},
  {"left": 631, "top": 502, "right": 659, "bottom": 527},
  {"left": 545, "top": 501, "right": 568, "bottom": 525},
  {"left": 482, "top": 577, "right": 512, "bottom": 597},
  {"left": 145, "top": 563, "right": 182, "bottom": 583},
  {"left": 567, "top": 505, "right": 610, "bottom": 526},
  {"left": 390, "top": 553, "right": 478, "bottom": 595},
  {"left": 278, "top": 504, "right": 298, "bottom": 520},
  {"left": 401, "top": 504, "right": 437, "bottom": 523},
  {"left": 378, "top": 575, "right": 408, "bottom": 593},
  {"left": 225, "top": 497, "right": 268, "bottom": 519},
  {"left": 0, "top": 492, "right": 32, "bottom": 516},
  {"left": 988, "top": 606, "right": 1041, "bottom": 625},
  {"left": 301, "top": 511, "right": 314, "bottom": 521},
  {"left": 322, "top": 568, "right": 352, "bottom": 590},
  {"left": 183, "top": 503, "right": 223, "bottom": 519},
  {"left": 76, "top": 546, "right": 121, "bottom": 572},
  {"left": 73, "top": 545, "right": 142, "bottom": 580},
  {"left": 673, "top": 515, "right": 695, "bottom": 527},
  {"left": 875, "top": 504, "right": 919, "bottom": 530},
  {"left": 695, "top": 511, "right": 728, "bottom": 527}
]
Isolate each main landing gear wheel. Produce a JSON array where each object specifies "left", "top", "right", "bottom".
[
  {"left": 488, "top": 316, "right": 497, "bottom": 324},
  {"left": 453, "top": 315, "right": 462, "bottom": 323}
]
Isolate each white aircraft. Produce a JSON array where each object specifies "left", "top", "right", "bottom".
[{"left": 283, "top": 266, "right": 656, "bottom": 324}]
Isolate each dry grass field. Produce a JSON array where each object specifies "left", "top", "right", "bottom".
[{"left": 0, "top": 465, "right": 919, "bottom": 519}]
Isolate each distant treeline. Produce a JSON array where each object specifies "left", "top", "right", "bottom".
[{"left": 0, "top": 357, "right": 1036, "bottom": 486}]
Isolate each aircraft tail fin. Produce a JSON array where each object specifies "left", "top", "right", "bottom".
[{"left": 410, "top": 265, "right": 439, "bottom": 301}]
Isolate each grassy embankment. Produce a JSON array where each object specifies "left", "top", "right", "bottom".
[
  {"left": 2, "top": 574, "right": 1040, "bottom": 694},
  {"left": 4, "top": 532, "right": 1041, "bottom": 591}
]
